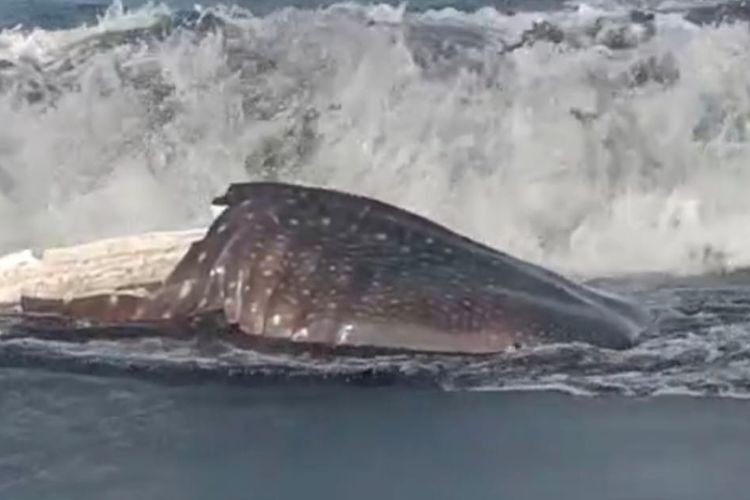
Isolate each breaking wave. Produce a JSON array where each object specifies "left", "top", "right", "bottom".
[{"left": 1, "top": 0, "right": 750, "bottom": 277}]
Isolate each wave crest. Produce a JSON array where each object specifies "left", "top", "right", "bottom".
[{"left": 0, "top": 2, "right": 749, "bottom": 278}]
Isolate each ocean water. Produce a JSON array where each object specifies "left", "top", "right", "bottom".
[
  {"left": 1, "top": 0, "right": 750, "bottom": 497},
  {"left": 3, "top": 369, "right": 750, "bottom": 500}
]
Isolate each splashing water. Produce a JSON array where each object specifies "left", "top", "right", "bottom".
[
  {"left": 2, "top": 0, "right": 750, "bottom": 396},
  {"left": 0, "top": 1, "right": 749, "bottom": 277}
]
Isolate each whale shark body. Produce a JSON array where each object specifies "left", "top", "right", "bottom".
[{"left": 17, "top": 182, "right": 650, "bottom": 354}]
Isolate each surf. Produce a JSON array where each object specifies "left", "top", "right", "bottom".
[
  {"left": 0, "top": 1, "right": 750, "bottom": 278},
  {"left": 0, "top": 1, "right": 749, "bottom": 397}
]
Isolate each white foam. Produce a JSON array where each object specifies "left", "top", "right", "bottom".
[
  {"left": 0, "top": 248, "right": 41, "bottom": 270},
  {"left": 0, "top": 2, "right": 748, "bottom": 278}
]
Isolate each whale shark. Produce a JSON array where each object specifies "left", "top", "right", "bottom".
[{"left": 17, "top": 182, "right": 650, "bottom": 354}]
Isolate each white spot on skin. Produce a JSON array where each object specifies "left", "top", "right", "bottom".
[
  {"left": 289, "top": 218, "right": 299, "bottom": 226},
  {"left": 425, "top": 237, "right": 434, "bottom": 245},
  {"left": 179, "top": 281, "right": 193, "bottom": 299},
  {"left": 108, "top": 295, "right": 118, "bottom": 306},
  {"left": 272, "top": 314, "right": 282, "bottom": 326},
  {"left": 321, "top": 217, "right": 331, "bottom": 226},
  {"left": 198, "top": 297, "right": 209, "bottom": 308},
  {"left": 217, "top": 223, "right": 228, "bottom": 234},
  {"left": 262, "top": 269, "right": 274, "bottom": 277},
  {"left": 235, "top": 269, "right": 245, "bottom": 302},
  {"left": 302, "top": 289, "right": 311, "bottom": 296},
  {"left": 375, "top": 233, "right": 387, "bottom": 241},
  {"left": 197, "top": 251, "right": 207, "bottom": 263},
  {"left": 251, "top": 303, "right": 259, "bottom": 313},
  {"left": 292, "top": 328, "right": 309, "bottom": 341},
  {"left": 338, "top": 324, "right": 353, "bottom": 344},
  {"left": 161, "top": 311, "right": 172, "bottom": 320}
]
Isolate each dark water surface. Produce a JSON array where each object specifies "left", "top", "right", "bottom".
[{"left": 2, "top": 369, "right": 750, "bottom": 500}]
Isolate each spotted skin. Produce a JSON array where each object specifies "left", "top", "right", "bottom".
[{"left": 21, "top": 182, "right": 649, "bottom": 354}]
